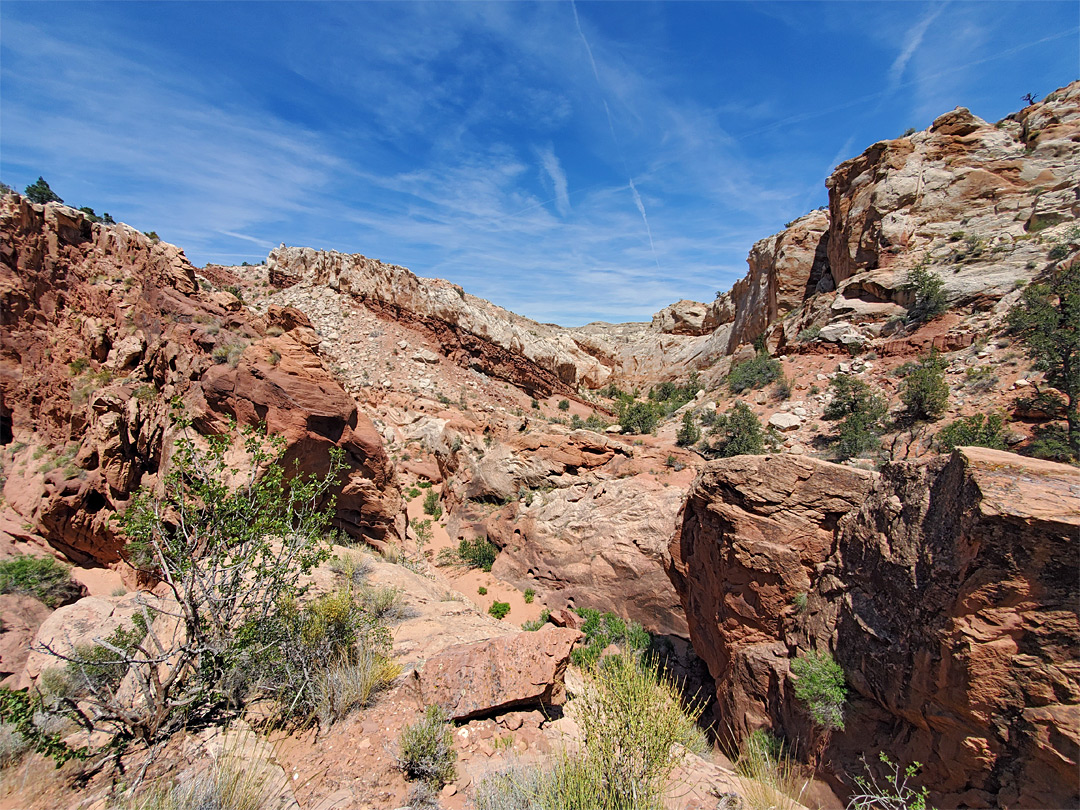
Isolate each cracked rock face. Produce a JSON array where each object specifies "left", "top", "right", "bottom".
[{"left": 669, "top": 449, "right": 1079, "bottom": 808}]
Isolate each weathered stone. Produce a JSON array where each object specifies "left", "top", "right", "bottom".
[{"left": 415, "top": 626, "right": 581, "bottom": 720}]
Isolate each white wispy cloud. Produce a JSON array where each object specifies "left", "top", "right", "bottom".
[
  {"left": 536, "top": 145, "right": 571, "bottom": 217},
  {"left": 888, "top": 3, "right": 947, "bottom": 91}
]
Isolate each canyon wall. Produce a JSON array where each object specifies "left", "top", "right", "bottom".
[{"left": 669, "top": 448, "right": 1079, "bottom": 808}]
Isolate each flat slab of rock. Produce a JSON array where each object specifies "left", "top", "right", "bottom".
[
  {"left": 415, "top": 626, "right": 581, "bottom": 720},
  {"left": 768, "top": 412, "right": 802, "bottom": 431}
]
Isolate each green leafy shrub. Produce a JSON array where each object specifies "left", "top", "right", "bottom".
[
  {"left": 523, "top": 587, "right": 535, "bottom": 604},
  {"left": 901, "top": 263, "right": 947, "bottom": 323},
  {"left": 1028, "top": 423, "right": 1075, "bottom": 462},
  {"left": 0, "top": 556, "right": 81, "bottom": 607},
  {"left": 798, "top": 325, "right": 822, "bottom": 343},
  {"left": 617, "top": 399, "right": 662, "bottom": 434},
  {"left": 900, "top": 352, "right": 949, "bottom": 421},
  {"left": 936, "top": 413, "right": 1006, "bottom": 452},
  {"left": 67, "top": 613, "right": 151, "bottom": 698},
  {"left": 823, "top": 376, "right": 888, "bottom": 459},
  {"left": 0, "top": 687, "right": 87, "bottom": 767},
  {"left": 558, "top": 399, "right": 570, "bottom": 411},
  {"left": 790, "top": 651, "right": 847, "bottom": 731},
  {"left": 1047, "top": 243, "right": 1071, "bottom": 262},
  {"left": 488, "top": 601, "right": 510, "bottom": 620},
  {"left": 397, "top": 705, "right": 456, "bottom": 787},
  {"left": 707, "top": 402, "right": 768, "bottom": 457},
  {"left": 522, "top": 609, "right": 551, "bottom": 632},
  {"left": 675, "top": 412, "right": 701, "bottom": 447},
  {"left": 478, "top": 586, "right": 487, "bottom": 595},
  {"left": 422, "top": 489, "right": 442, "bottom": 520},
  {"left": 239, "top": 586, "right": 395, "bottom": 724},
  {"left": 1007, "top": 262, "right": 1079, "bottom": 460},
  {"left": 648, "top": 373, "right": 702, "bottom": 413},
  {"left": 570, "top": 608, "right": 650, "bottom": 667},
  {"left": 728, "top": 352, "right": 781, "bottom": 394},
  {"left": 445, "top": 536, "right": 498, "bottom": 572},
  {"left": 37, "top": 416, "right": 353, "bottom": 742}
]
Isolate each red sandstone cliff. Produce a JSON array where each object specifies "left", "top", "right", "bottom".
[{"left": 669, "top": 448, "right": 1079, "bottom": 808}]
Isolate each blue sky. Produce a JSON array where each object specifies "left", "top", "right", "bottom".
[{"left": 2, "top": 2, "right": 1076, "bottom": 325}]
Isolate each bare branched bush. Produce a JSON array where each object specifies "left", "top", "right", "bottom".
[{"left": 35, "top": 415, "right": 349, "bottom": 742}]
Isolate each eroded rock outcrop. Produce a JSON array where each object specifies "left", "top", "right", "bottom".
[
  {"left": 669, "top": 448, "right": 1080, "bottom": 808},
  {"left": 0, "top": 197, "right": 401, "bottom": 566},
  {"left": 824, "top": 84, "right": 1080, "bottom": 319},
  {"left": 667, "top": 455, "right": 874, "bottom": 730},
  {"left": 487, "top": 475, "right": 690, "bottom": 637},
  {"left": 266, "top": 246, "right": 610, "bottom": 395}
]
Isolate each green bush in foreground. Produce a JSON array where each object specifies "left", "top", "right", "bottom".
[
  {"left": 0, "top": 556, "right": 81, "bottom": 608},
  {"left": 849, "top": 753, "right": 932, "bottom": 810},
  {"left": 790, "top": 650, "right": 847, "bottom": 731},
  {"left": 475, "top": 653, "right": 706, "bottom": 810},
  {"left": 37, "top": 414, "right": 380, "bottom": 743},
  {"left": 397, "top": 704, "right": 456, "bottom": 788},
  {"left": 488, "top": 601, "right": 510, "bottom": 620}
]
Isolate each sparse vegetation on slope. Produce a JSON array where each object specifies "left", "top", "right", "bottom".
[
  {"left": 728, "top": 349, "right": 782, "bottom": 394},
  {"left": 823, "top": 376, "right": 888, "bottom": 459},
  {"left": 936, "top": 412, "right": 1006, "bottom": 452},
  {"left": 705, "top": 401, "right": 770, "bottom": 457},
  {"left": 397, "top": 704, "right": 456, "bottom": 788},
  {"left": 0, "top": 555, "right": 81, "bottom": 607},
  {"left": 570, "top": 608, "right": 650, "bottom": 667},
  {"left": 899, "top": 352, "right": 949, "bottom": 422}
]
